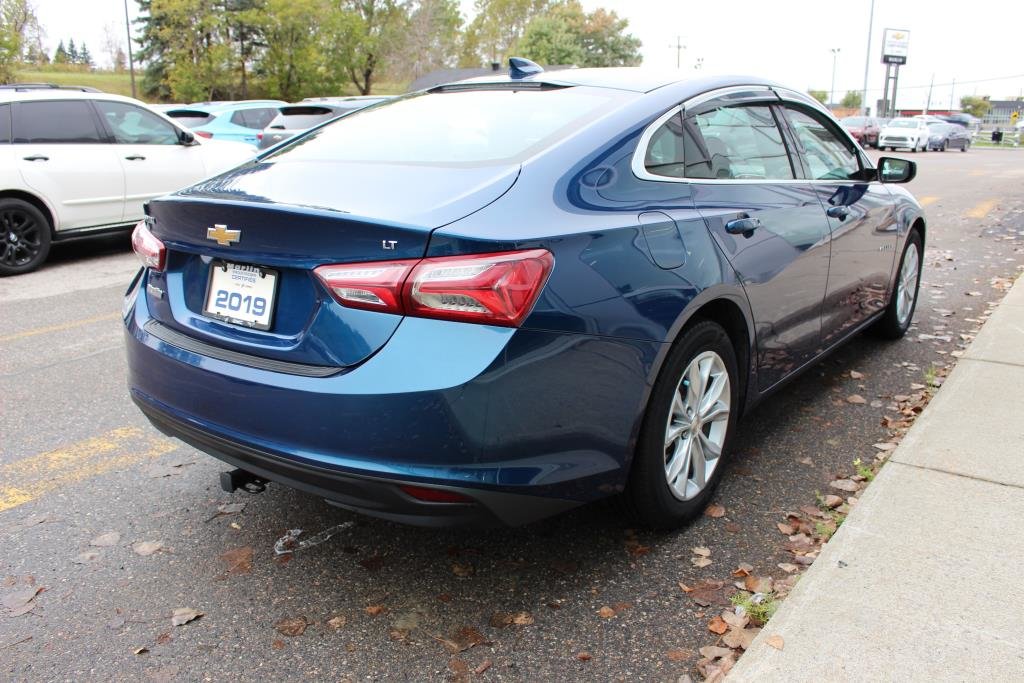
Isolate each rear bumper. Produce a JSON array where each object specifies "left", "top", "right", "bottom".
[{"left": 125, "top": 271, "right": 660, "bottom": 526}]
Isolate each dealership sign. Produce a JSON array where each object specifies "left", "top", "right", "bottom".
[{"left": 882, "top": 28, "right": 910, "bottom": 65}]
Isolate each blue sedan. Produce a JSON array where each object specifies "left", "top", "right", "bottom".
[{"left": 124, "top": 63, "right": 924, "bottom": 528}]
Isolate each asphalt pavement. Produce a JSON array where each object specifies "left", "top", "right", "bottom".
[{"left": 2, "top": 149, "right": 1023, "bottom": 681}]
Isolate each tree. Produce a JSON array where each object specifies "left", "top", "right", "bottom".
[
  {"left": 518, "top": 1, "right": 639, "bottom": 67},
  {"left": 808, "top": 89, "right": 828, "bottom": 104},
  {"left": 79, "top": 43, "right": 93, "bottom": 68},
  {"left": 224, "top": 0, "right": 265, "bottom": 98},
  {"left": 462, "top": 0, "right": 549, "bottom": 66},
  {"left": 258, "top": 0, "right": 330, "bottom": 100},
  {"left": 103, "top": 22, "right": 127, "bottom": 72},
  {"left": 53, "top": 39, "right": 68, "bottom": 64},
  {"left": 841, "top": 90, "right": 862, "bottom": 109},
  {"left": 327, "top": 0, "right": 411, "bottom": 95},
  {"left": 1, "top": 0, "right": 41, "bottom": 82},
  {"left": 388, "top": 0, "right": 463, "bottom": 82},
  {"left": 67, "top": 37, "right": 78, "bottom": 63},
  {"left": 960, "top": 95, "right": 990, "bottom": 119}
]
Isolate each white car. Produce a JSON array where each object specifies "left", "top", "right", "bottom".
[
  {"left": 0, "top": 86, "right": 255, "bottom": 275},
  {"left": 878, "top": 117, "right": 930, "bottom": 153}
]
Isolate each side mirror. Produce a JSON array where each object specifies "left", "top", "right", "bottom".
[
  {"left": 877, "top": 157, "right": 916, "bottom": 184},
  {"left": 178, "top": 129, "right": 196, "bottom": 145}
]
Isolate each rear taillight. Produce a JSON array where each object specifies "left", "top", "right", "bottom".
[
  {"left": 257, "top": 132, "right": 263, "bottom": 140},
  {"left": 131, "top": 221, "right": 165, "bottom": 271},
  {"left": 313, "top": 249, "right": 553, "bottom": 327},
  {"left": 398, "top": 484, "right": 473, "bottom": 504},
  {"left": 194, "top": 131, "right": 213, "bottom": 139}
]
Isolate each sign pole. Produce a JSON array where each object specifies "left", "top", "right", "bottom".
[
  {"left": 881, "top": 63, "right": 891, "bottom": 118},
  {"left": 891, "top": 65, "right": 900, "bottom": 116}
]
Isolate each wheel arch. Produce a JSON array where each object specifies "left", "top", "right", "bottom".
[{"left": 0, "top": 189, "right": 58, "bottom": 234}]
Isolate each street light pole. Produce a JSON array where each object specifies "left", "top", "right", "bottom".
[
  {"left": 830, "top": 48, "right": 840, "bottom": 109},
  {"left": 123, "top": 0, "right": 136, "bottom": 99},
  {"left": 861, "top": 0, "right": 875, "bottom": 114},
  {"left": 668, "top": 36, "right": 686, "bottom": 69}
]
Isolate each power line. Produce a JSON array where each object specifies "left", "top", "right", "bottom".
[{"left": 832, "top": 72, "right": 1024, "bottom": 96}]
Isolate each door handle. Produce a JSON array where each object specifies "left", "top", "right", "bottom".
[
  {"left": 125, "top": 155, "right": 147, "bottom": 161},
  {"left": 826, "top": 206, "right": 850, "bottom": 220},
  {"left": 725, "top": 216, "right": 762, "bottom": 234},
  {"left": 22, "top": 154, "right": 48, "bottom": 161}
]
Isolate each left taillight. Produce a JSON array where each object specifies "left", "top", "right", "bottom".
[
  {"left": 313, "top": 249, "right": 553, "bottom": 328},
  {"left": 131, "top": 221, "right": 165, "bottom": 271}
]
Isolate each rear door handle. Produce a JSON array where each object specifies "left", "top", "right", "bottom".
[
  {"left": 125, "top": 155, "right": 146, "bottom": 160},
  {"left": 725, "top": 216, "right": 762, "bottom": 234},
  {"left": 22, "top": 154, "right": 48, "bottom": 161},
  {"left": 826, "top": 206, "right": 850, "bottom": 220}
]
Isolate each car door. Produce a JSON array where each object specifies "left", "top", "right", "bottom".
[
  {"left": 93, "top": 100, "right": 207, "bottom": 223},
  {"left": 680, "top": 92, "right": 832, "bottom": 391},
  {"left": 11, "top": 99, "right": 125, "bottom": 231},
  {"left": 779, "top": 103, "right": 899, "bottom": 345}
]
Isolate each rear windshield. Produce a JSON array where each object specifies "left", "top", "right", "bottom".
[
  {"left": 264, "top": 86, "right": 629, "bottom": 166},
  {"left": 165, "top": 110, "right": 213, "bottom": 128},
  {"left": 841, "top": 117, "right": 868, "bottom": 126},
  {"left": 269, "top": 106, "right": 343, "bottom": 130},
  {"left": 888, "top": 119, "right": 918, "bottom": 128}
]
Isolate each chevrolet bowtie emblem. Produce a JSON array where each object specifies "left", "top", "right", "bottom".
[{"left": 207, "top": 224, "right": 241, "bottom": 246}]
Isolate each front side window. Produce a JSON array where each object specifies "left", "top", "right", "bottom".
[
  {"left": 784, "top": 107, "right": 861, "bottom": 181},
  {"left": 12, "top": 100, "right": 104, "bottom": 144},
  {"left": 95, "top": 101, "right": 179, "bottom": 145}
]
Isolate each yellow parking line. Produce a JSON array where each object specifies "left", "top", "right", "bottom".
[
  {"left": 0, "top": 312, "right": 120, "bottom": 344},
  {"left": 0, "top": 427, "right": 177, "bottom": 513},
  {"left": 918, "top": 196, "right": 938, "bottom": 207},
  {"left": 965, "top": 199, "right": 998, "bottom": 219}
]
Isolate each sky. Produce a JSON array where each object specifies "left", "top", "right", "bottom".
[{"left": 31, "top": 0, "right": 1024, "bottom": 109}]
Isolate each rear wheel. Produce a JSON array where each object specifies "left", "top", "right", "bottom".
[
  {"left": 623, "top": 320, "right": 739, "bottom": 529},
  {"left": 961, "top": 141, "right": 969, "bottom": 152},
  {"left": 873, "top": 231, "right": 922, "bottom": 339},
  {"left": 0, "top": 199, "right": 51, "bottom": 276}
]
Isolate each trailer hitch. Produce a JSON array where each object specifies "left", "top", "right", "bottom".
[{"left": 220, "top": 468, "right": 269, "bottom": 494}]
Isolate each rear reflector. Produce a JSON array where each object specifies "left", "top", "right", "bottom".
[
  {"left": 131, "top": 221, "right": 166, "bottom": 271},
  {"left": 313, "top": 249, "right": 553, "bottom": 327},
  {"left": 398, "top": 484, "right": 473, "bottom": 504}
]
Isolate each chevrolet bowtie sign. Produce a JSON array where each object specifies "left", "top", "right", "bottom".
[
  {"left": 882, "top": 28, "right": 910, "bottom": 65},
  {"left": 207, "top": 224, "right": 241, "bottom": 246}
]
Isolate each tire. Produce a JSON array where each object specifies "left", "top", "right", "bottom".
[
  {"left": 623, "top": 320, "right": 740, "bottom": 529},
  {"left": 873, "top": 230, "right": 922, "bottom": 339},
  {"left": 961, "top": 142, "right": 969, "bottom": 152},
  {"left": 941, "top": 141, "right": 948, "bottom": 152},
  {"left": 0, "top": 198, "right": 51, "bottom": 276}
]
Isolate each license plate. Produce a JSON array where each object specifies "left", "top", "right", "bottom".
[{"left": 203, "top": 261, "right": 278, "bottom": 330}]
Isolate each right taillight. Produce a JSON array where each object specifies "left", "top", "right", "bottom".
[
  {"left": 313, "top": 249, "right": 553, "bottom": 327},
  {"left": 131, "top": 221, "right": 165, "bottom": 271},
  {"left": 194, "top": 131, "right": 213, "bottom": 139}
]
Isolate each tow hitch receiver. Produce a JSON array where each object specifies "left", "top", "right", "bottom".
[{"left": 220, "top": 468, "right": 269, "bottom": 494}]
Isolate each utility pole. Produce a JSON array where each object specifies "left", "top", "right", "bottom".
[
  {"left": 950, "top": 78, "right": 956, "bottom": 110},
  {"left": 861, "top": 0, "right": 875, "bottom": 115},
  {"left": 123, "top": 0, "right": 136, "bottom": 99},
  {"left": 830, "top": 48, "right": 840, "bottom": 109},
  {"left": 923, "top": 74, "right": 935, "bottom": 115},
  {"left": 668, "top": 36, "right": 685, "bottom": 69}
]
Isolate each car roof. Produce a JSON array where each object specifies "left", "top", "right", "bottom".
[
  {"left": 0, "top": 89, "right": 151, "bottom": 105},
  {"left": 442, "top": 67, "right": 780, "bottom": 95},
  {"left": 173, "top": 100, "right": 286, "bottom": 113}
]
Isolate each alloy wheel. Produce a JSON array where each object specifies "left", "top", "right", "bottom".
[
  {"left": 0, "top": 208, "right": 43, "bottom": 269},
  {"left": 896, "top": 241, "right": 920, "bottom": 326},
  {"left": 663, "top": 351, "right": 731, "bottom": 501}
]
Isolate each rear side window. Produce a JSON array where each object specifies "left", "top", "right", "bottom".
[
  {"left": 272, "top": 106, "right": 341, "bottom": 130},
  {"left": 231, "top": 108, "right": 278, "bottom": 129},
  {"left": 0, "top": 104, "right": 10, "bottom": 143},
  {"left": 783, "top": 107, "right": 860, "bottom": 181},
  {"left": 12, "top": 100, "right": 104, "bottom": 143},
  {"left": 266, "top": 87, "right": 628, "bottom": 166},
  {"left": 165, "top": 110, "right": 213, "bottom": 128}
]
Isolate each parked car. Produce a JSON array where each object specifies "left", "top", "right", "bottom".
[
  {"left": 940, "top": 113, "right": 980, "bottom": 138},
  {"left": 926, "top": 122, "right": 971, "bottom": 151},
  {"left": 125, "top": 65, "right": 924, "bottom": 529},
  {"left": 164, "top": 100, "right": 285, "bottom": 146},
  {"left": 257, "top": 98, "right": 388, "bottom": 150},
  {"left": 878, "top": 117, "right": 930, "bottom": 152},
  {"left": 0, "top": 88, "right": 255, "bottom": 275},
  {"left": 840, "top": 115, "right": 881, "bottom": 148}
]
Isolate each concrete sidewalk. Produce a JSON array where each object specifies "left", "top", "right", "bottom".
[{"left": 729, "top": 279, "right": 1024, "bottom": 681}]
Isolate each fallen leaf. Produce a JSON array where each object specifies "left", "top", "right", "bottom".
[
  {"left": 474, "top": 659, "right": 493, "bottom": 675},
  {"left": 436, "top": 626, "right": 488, "bottom": 653},
  {"left": 724, "top": 522, "right": 741, "bottom": 533},
  {"left": 691, "top": 556, "right": 713, "bottom": 568},
  {"left": 849, "top": 370, "right": 865, "bottom": 380},
  {"left": 798, "top": 457, "right": 814, "bottom": 466},
  {"left": 823, "top": 495, "right": 843, "bottom": 508},
  {"left": 171, "top": 607, "right": 203, "bottom": 626},
  {"left": 720, "top": 610, "right": 748, "bottom": 629},
  {"left": 684, "top": 580, "right": 729, "bottom": 607},
  {"left": 2, "top": 587, "right": 43, "bottom": 615},
  {"left": 704, "top": 503, "right": 726, "bottom": 518},
  {"left": 692, "top": 546, "right": 711, "bottom": 557},
  {"left": 512, "top": 611, "right": 534, "bottom": 625},
  {"left": 133, "top": 646, "right": 149, "bottom": 655},
  {"left": 707, "top": 615, "right": 728, "bottom": 635},
  {"left": 488, "top": 612, "right": 513, "bottom": 628},
  {"left": 133, "top": 541, "right": 163, "bottom": 557},
  {"left": 667, "top": 648, "right": 690, "bottom": 662},
  {"left": 699, "top": 645, "right": 733, "bottom": 659},
  {"left": 597, "top": 606, "right": 616, "bottom": 619},
  {"left": 271, "top": 639, "right": 285, "bottom": 650},
  {"left": 829, "top": 479, "right": 859, "bottom": 492},
  {"left": 777, "top": 563, "right": 799, "bottom": 573},
  {"left": 576, "top": 651, "right": 592, "bottom": 661},
  {"left": 732, "top": 563, "right": 754, "bottom": 577},
  {"left": 206, "top": 502, "right": 247, "bottom": 522},
  {"left": 723, "top": 626, "right": 760, "bottom": 650},
  {"left": 776, "top": 522, "right": 795, "bottom": 535},
  {"left": 220, "top": 546, "right": 253, "bottom": 575},
  {"left": 743, "top": 576, "right": 774, "bottom": 593},
  {"left": 327, "top": 615, "right": 346, "bottom": 629},
  {"left": 274, "top": 616, "right": 308, "bottom": 637},
  {"left": 451, "top": 562, "right": 474, "bottom": 578},
  {"left": 846, "top": 394, "right": 867, "bottom": 404},
  {"left": 873, "top": 442, "right": 897, "bottom": 452},
  {"left": 365, "top": 605, "right": 385, "bottom": 616},
  {"left": 73, "top": 551, "right": 100, "bottom": 564},
  {"left": 90, "top": 532, "right": 121, "bottom": 547},
  {"left": 766, "top": 634, "right": 785, "bottom": 650}
]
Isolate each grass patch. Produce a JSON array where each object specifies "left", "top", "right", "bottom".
[
  {"left": 15, "top": 68, "right": 137, "bottom": 98},
  {"left": 730, "top": 591, "right": 779, "bottom": 626}
]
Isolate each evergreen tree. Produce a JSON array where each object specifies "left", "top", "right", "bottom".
[
  {"left": 53, "top": 39, "right": 68, "bottom": 64},
  {"left": 79, "top": 42, "right": 93, "bottom": 67},
  {"left": 67, "top": 37, "right": 78, "bottom": 63}
]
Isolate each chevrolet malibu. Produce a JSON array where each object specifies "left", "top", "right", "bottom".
[{"left": 124, "top": 65, "right": 924, "bottom": 529}]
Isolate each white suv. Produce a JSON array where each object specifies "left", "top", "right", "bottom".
[
  {"left": 0, "top": 85, "right": 255, "bottom": 275},
  {"left": 878, "top": 117, "right": 930, "bottom": 153}
]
